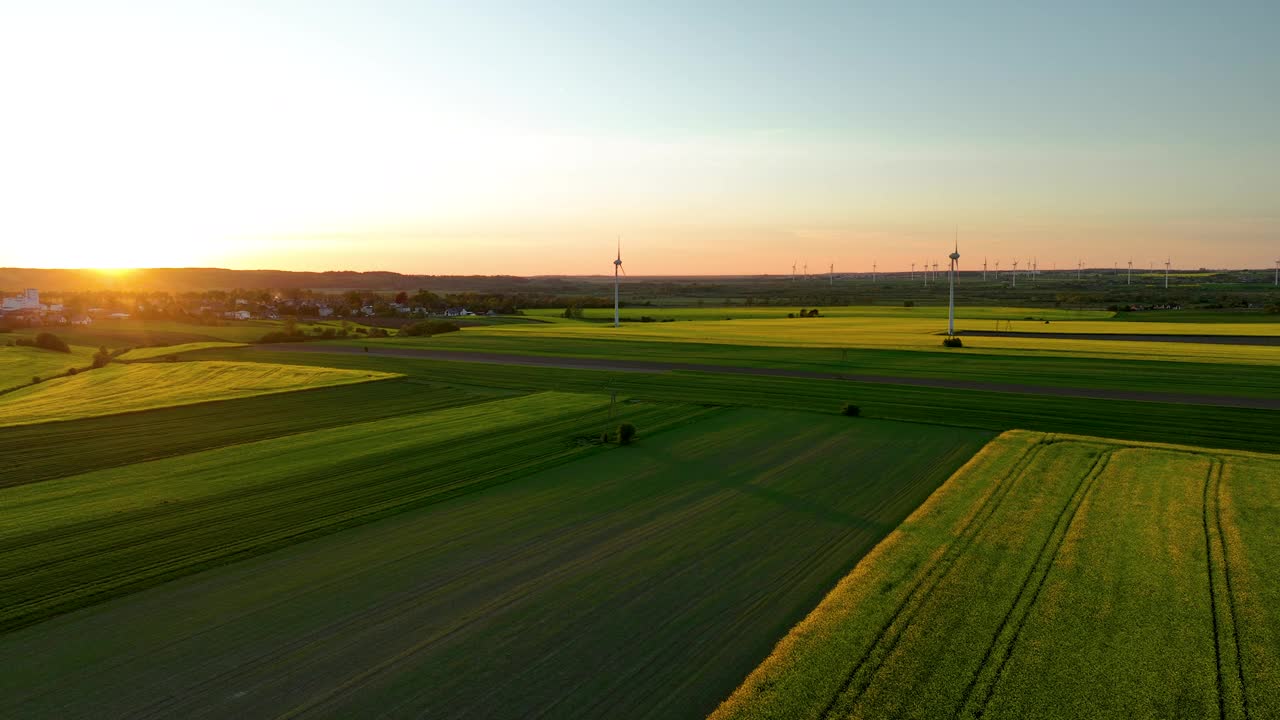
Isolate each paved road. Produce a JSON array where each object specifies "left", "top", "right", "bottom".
[
  {"left": 253, "top": 343, "right": 1280, "bottom": 410},
  {"left": 958, "top": 330, "right": 1280, "bottom": 346}
]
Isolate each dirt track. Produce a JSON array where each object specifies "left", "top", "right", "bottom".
[
  {"left": 957, "top": 330, "right": 1280, "bottom": 346},
  {"left": 252, "top": 343, "right": 1280, "bottom": 410}
]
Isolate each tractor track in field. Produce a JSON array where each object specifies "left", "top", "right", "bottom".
[
  {"left": 816, "top": 438, "right": 1048, "bottom": 720},
  {"left": 252, "top": 344, "right": 1280, "bottom": 410},
  {"left": 1205, "top": 458, "right": 1251, "bottom": 720},
  {"left": 958, "top": 448, "right": 1113, "bottom": 719}
]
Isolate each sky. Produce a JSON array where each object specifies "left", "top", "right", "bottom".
[{"left": 1, "top": 1, "right": 1277, "bottom": 275}]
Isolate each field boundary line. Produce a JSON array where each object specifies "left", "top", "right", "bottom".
[
  {"left": 817, "top": 436, "right": 1048, "bottom": 720},
  {"left": 957, "top": 447, "right": 1113, "bottom": 719},
  {"left": 1206, "top": 458, "right": 1250, "bottom": 720}
]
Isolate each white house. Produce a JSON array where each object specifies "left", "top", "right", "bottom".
[
  {"left": 1, "top": 288, "right": 43, "bottom": 312},
  {"left": 223, "top": 310, "right": 252, "bottom": 321}
]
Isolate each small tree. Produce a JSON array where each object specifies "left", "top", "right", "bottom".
[
  {"left": 617, "top": 422, "right": 636, "bottom": 445},
  {"left": 91, "top": 345, "right": 112, "bottom": 368},
  {"left": 841, "top": 403, "right": 860, "bottom": 417},
  {"left": 942, "top": 337, "right": 964, "bottom": 348}
]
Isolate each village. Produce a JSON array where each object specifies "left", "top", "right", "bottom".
[{"left": 0, "top": 287, "right": 517, "bottom": 329}]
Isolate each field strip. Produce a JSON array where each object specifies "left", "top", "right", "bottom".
[
  {"left": 0, "top": 410, "right": 990, "bottom": 719},
  {"left": 711, "top": 434, "right": 1280, "bottom": 720},
  {"left": 958, "top": 330, "right": 1280, "bottom": 346},
  {"left": 817, "top": 436, "right": 1048, "bottom": 718},
  {"left": 1205, "top": 458, "right": 1250, "bottom": 720},
  {"left": 250, "top": 343, "right": 1280, "bottom": 410},
  {"left": 956, "top": 447, "right": 1113, "bottom": 718},
  {"left": 0, "top": 360, "right": 401, "bottom": 427}
]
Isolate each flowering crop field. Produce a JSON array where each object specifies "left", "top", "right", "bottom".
[{"left": 713, "top": 431, "right": 1280, "bottom": 720}]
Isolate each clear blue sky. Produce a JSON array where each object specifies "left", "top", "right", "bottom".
[{"left": 1, "top": 1, "right": 1276, "bottom": 273}]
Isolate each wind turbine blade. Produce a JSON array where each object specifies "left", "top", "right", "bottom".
[{"left": 619, "top": 264, "right": 627, "bottom": 276}]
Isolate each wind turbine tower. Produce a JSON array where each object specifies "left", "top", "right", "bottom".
[
  {"left": 1165, "top": 258, "right": 1171, "bottom": 289},
  {"left": 994, "top": 260, "right": 1000, "bottom": 280},
  {"left": 1011, "top": 259, "right": 1018, "bottom": 288},
  {"left": 947, "top": 242, "right": 961, "bottom": 336},
  {"left": 983, "top": 257, "right": 988, "bottom": 282},
  {"left": 791, "top": 261, "right": 796, "bottom": 283},
  {"left": 873, "top": 261, "right": 877, "bottom": 283},
  {"left": 1275, "top": 259, "right": 1279, "bottom": 286},
  {"left": 613, "top": 238, "right": 625, "bottom": 328},
  {"left": 829, "top": 263, "right": 834, "bottom": 286},
  {"left": 911, "top": 262, "right": 915, "bottom": 281},
  {"left": 1127, "top": 258, "right": 1133, "bottom": 285},
  {"left": 1077, "top": 260, "right": 1083, "bottom": 281}
]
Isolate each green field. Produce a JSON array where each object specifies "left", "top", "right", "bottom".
[
  {"left": 712, "top": 431, "right": 1280, "bottom": 720},
  {"left": 12, "top": 318, "right": 368, "bottom": 349},
  {"left": 2, "top": 297, "right": 1278, "bottom": 719},
  {"left": 0, "top": 344, "right": 97, "bottom": 390},
  {"left": 0, "top": 408, "right": 990, "bottom": 718},
  {"left": 117, "top": 341, "right": 247, "bottom": 359},
  {"left": 0, "top": 360, "right": 398, "bottom": 427},
  {"left": 202, "top": 348, "right": 1280, "bottom": 454}
]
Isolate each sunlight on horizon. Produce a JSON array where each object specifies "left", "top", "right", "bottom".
[{"left": 1, "top": 2, "right": 1276, "bottom": 273}]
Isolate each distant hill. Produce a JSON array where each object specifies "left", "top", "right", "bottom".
[{"left": 0, "top": 268, "right": 555, "bottom": 293}]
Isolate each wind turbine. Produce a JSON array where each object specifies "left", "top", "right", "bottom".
[
  {"left": 804, "top": 262, "right": 808, "bottom": 281},
  {"left": 872, "top": 261, "right": 877, "bottom": 283},
  {"left": 983, "top": 257, "right": 988, "bottom": 282},
  {"left": 911, "top": 262, "right": 915, "bottom": 281},
  {"left": 1011, "top": 258, "right": 1018, "bottom": 288},
  {"left": 923, "top": 259, "right": 929, "bottom": 286},
  {"left": 1275, "top": 259, "right": 1279, "bottom": 286},
  {"left": 1165, "top": 257, "right": 1171, "bottom": 289},
  {"left": 791, "top": 261, "right": 796, "bottom": 283},
  {"left": 947, "top": 241, "right": 961, "bottom": 336},
  {"left": 994, "top": 259, "right": 1000, "bottom": 280},
  {"left": 1127, "top": 258, "right": 1133, "bottom": 285},
  {"left": 613, "top": 238, "right": 626, "bottom": 328},
  {"left": 829, "top": 262, "right": 834, "bottom": 286},
  {"left": 1077, "top": 259, "right": 1083, "bottom": 280}
]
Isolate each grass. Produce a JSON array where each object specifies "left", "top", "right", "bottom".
[
  {"left": 200, "top": 349, "right": 1280, "bottom": 454},
  {"left": 0, "top": 378, "right": 506, "bottom": 488},
  {"left": 711, "top": 431, "right": 1280, "bottom": 720},
  {"left": 118, "top": 341, "right": 247, "bottom": 360},
  {"left": 12, "top": 318, "right": 373, "bottom": 349},
  {"left": 522, "top": 305, "right": 1115, "bottom": 322},
  {"left": 0, "top": 392, "right": 707, "bottom": 633},
  {"left": 326, "top": 331, "right": 1280, "bottom": 400},
  {"left": 0, "top": 344, "right": 97, "bottom": 390},
  {"left": 361, "top": 314, "right": 1280, "bottom": 368},
  {"left": 0, "top": 360, "right": 399, "bottom": 427},
  {"left": 0, "top": 408, "right": 991, "bottom": 719}
]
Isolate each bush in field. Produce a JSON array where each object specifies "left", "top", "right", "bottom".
[
  {"left": 91, "top": 346, "right": 112, "bottom": 369},
  {"left": 942, "top": 337, "right": 964, "bottom": 348},
  {"left": 903, "top": 300, "right": 915, "bottom": 308},
  {"left": 399, "top": 320, "right": 460, "bottom": 337},
  {"left": 617, "top": 422, "right": 636, "bottom": 445},
  {"left": 66, "top": 367, "right": 78, "bottom": 376},
  {"left": 16, "top": 332, "right": 70, "bottom": 353},
  {"left": 32, "top": 375, "right": 41, "bottom": 384},
  {"left": 841, "top": 403, "right": 860, "bottom": 417}
]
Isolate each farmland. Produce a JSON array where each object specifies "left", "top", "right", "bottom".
[
  {"left": 711, "top": 431, "right": 1280, "bottom": 720},
  {"left": 0, "top": 360, "right": 399, "bottom": 427},
  {"left": 0, "top": 344, "right": 99, "bottom": 390},
  {"left": 0, "top": 408, "right": 989, "bottom": 719},
  {"left": 1, "top": 293, "right": 1277, "bottom": 719},
  {"left": 118, "top": 340, "right": 247, "bottom": 360}
]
